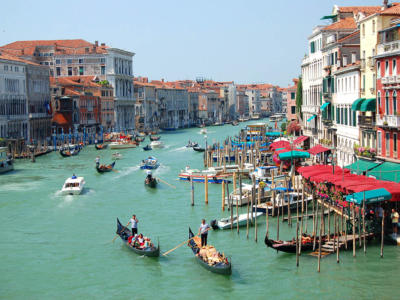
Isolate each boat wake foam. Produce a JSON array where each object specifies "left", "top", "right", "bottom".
[{"left": 114, "top": 166, "right": 140, "bottom": 179}]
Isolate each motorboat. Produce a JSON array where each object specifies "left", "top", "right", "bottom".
[
  {"left": 186, "top": 140, "right": 199, "bottom": 148},
  {"left": 200, "top": 128, "right": 207, "bottom": 134},
  {"left": 178, "top": 168, "right": 231, "bottom": 184},
  {"left": 253, "top": 191, "right": 312, "bottom": 215},
  {"left": 61, "top": 176, "right": 85, "bottom": 195},
  {"left": 109, "top": 141, "right": 137, "bottom": 149},
  {"left": 140, "top": 156, "right": 160, "bottom": 170},
  {"left": 250, "top": 166, "right": 283, "bottom": 183},
  {"left": 0, "top": 147, "right": 13, "bottom": 174},
  {"left": 150, "top": 141, "right": 164, "bottom": 149},
  {"left": 224, "top": 181, "right": 271, "bottom": 206},
  {"left": 210, "top": 212, "right": 264, "bottom": 230}
]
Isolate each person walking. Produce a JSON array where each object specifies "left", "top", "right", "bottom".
[
  {"left": 198, "top": 219, "right": 210, "bottom": 247},
  {"left": 129, "top": 215, "right": 139, "bottom": 236},
  {"left": 391, "top": 209, "right": 399, "bottom": 236}
]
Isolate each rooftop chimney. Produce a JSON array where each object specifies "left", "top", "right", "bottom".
[{"left": 101, "top": 43, "right": 105, "bottom": 46}]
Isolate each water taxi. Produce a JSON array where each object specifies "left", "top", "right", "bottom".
[
  {"left": 150, "top": 141, "right": 164, "bottom": 149},
  {"left": 109, "top": 141, "right": 137, "bottom": 149},
  {"left": 178, "top": 168, "right": 231, "bottom": 184},
  {"left": 210, "top": 212, "right": 264, "bottom": 230},
  {"left": 61, "top": 176, "right": 85, "bottom": 195}
]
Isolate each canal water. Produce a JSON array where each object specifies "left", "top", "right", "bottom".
[{"left": 1, "top": 119, "right": 398, "bottom": 300}]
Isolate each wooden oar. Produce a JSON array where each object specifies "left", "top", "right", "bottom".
[
  {"left": 157, "top": 177, "right": 176, "bottom": 189},
  {"left": 162, "top": 227, "right": 211, "bottom": 256},
  {"left": 112, "top": 222, "right": 130, "bottom": 243}
]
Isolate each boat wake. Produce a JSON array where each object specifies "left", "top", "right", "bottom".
[
  {"left": 154, "top": 165, "right": 170, "bottom": 175},
  {"left": 114, "top": 165, "right": 140, "bottom": 179},
  {"left": 169, "top": 146, "right": 187, "bottom": 152}
]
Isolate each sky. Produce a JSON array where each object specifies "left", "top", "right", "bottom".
[{"left": 0, "top": 0, "right": 384, "bottom": 87}]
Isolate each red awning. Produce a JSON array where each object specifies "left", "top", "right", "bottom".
[
  {"left": 308, "top": 144, "right": 330, "bottom": 155},
  {"left": 293, "top": 135, "right": 309, "bottom": 145}
]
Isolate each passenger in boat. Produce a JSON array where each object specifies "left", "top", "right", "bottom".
[
  {"left": 146, "top": 170, "right": 153, "bottom": 183},
  {"left": 137, "top": 234, "right": 144, "bottom": 246},
  {"left": 129, "top": 215, "right": 139, "bottom": 236},
  {"left": 198, "top": 219, "right": 210, "bottom": 247}
]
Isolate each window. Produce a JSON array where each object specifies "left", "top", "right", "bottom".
[
  {"left": 15, "top": 66, "right": 19, "bottom": 72},
  {"left": 394, "top": 91, "right": 397, "bottom": 115},
  {"left": 377, "top": 61, "right": 381, "bottom": 78},
  {"left": 344, "top": 108, "right": 348, "bottom": 125},
  {"left": 378, "top": 131, "right": 382, "bottom": 154},
  {"left": 386, "top": 132, "right": 390, "bottom": 155},
  {"left": 372, "top": 20, "right": 376, "bottom": 33},
  {"left": 340, "top": 107, "right": 344, "bottom": 124},
  {"left": 353, "top": 110, "right": 357, "bottom": 126},
  {"left": 378, "top": 91, "right": 381, "bottom": 112},
  {"left": 362, "top": 24, "right": 365, "bottom": 37},
  {"left": 67, "top": 59, "right": 72, "bottom": 64},
  {"left": 362, "top": 75, "right": 366, "bottom": 90},
  {"left": 56, "top": 67, "right": 61, "bottom": 76},
  {"left": 291, "top": 106, "right": 296, "bottom": 114},
  {"left": 386, "top": 91, "right": 390, "bottom": 115},
  {"left": 393, "top": 59, "right": 397, "bottom": 75},
  {"left": 336, "top": 107, "right": 340, "bottom": 123},
  {"left": 68, "top": 67, "right": 72, "bottom": 76},
  {"left": 394, "top": 133, "right": 398, "bottom": 155},
  {"left": 386, "top": 60, "right": 389, "bottom": 76},
  {"left": 291, "top": 92, "right": 295, "bottom": 99},
  {"left": 101, "top": 66, "right": 105, "bottom": 75},
  {"left": 4, "top": 65, "right": 8, "bottom": 71},
  {"left": 310, "top": 41, "right": 315, "bottom": 53},
  {"left": 79, "top": 66, "right": 84, "bottom": 75},
  {"left": 79, "top": 59, "right": 83, "bottom": 64},
  {"left": 100, "top": 58, "right": 105, "bottom": 63}
]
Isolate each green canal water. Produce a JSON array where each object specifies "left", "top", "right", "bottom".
[{"left": 1, "top": 119, "right": 399, "bottom": 300}]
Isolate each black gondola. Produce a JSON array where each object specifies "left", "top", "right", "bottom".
[
  {"left": 264, "top": 234, "right": 323, "bottom": 253},
  {"left": 135, "top": 136, "right": 145, "bottom": 143},
  {"left": 96, "top": 161, "right": 115, "bottom": 173},
  {"left": 116, "top": 218, "right": 160, "bottom": 257},
  {"left": 59, "top": 147, "right": 80, "bottom": 157},
  {"left": 145, "top": 177, "right": 158, "bottom": 188},
  {"left": 193, "top": 146, "right": 205, "bottom": 152},
  {"left": 188, "top": 228, "right": 231, "bottom": 275},
  {"left": 143, "top": 145, "right": 152, "bottom": 151},
  {"left": 95, "top": 144, "right": 108, "bottom": 150},
  {"left": 149, "top": 135, "right": 161, "bottom": 141}
]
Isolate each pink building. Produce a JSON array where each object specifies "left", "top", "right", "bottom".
[{"left": 286, "top": 78, "right": 298, "bottom": 121}]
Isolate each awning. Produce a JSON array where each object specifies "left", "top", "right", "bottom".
[
  {"left": 265, "top": 132, "right": 283, "bottom": 137},
  {"left": 308, "top": 144, "right": 330, "bottom": 155},
  {"left": 360, "top": 98, "right": 376, "bottom": 112},
  {"left": 345, "top": 159, "right": 381, "bottom": 175},
  {"left": 278, "top": 150, "right": 310, "bottom": 160},
  {"left": 269, "top": 140, "right": 290, "bottom": 150},
  {"left": 321, "top": 14, "right": 337, "bottom": 20},
  {"left": 293, "top": 135, "right": 309, "bottom": 145},
  {"left": 346, "top": 188, "right": 392, "bottom": 205},
  {"left": 307, "top": 115, "right": 317, "bottom": 122},
  {"left": 52, "top": 112, "right": 69, "bottom": 125},
  {"left": 351, "top": 98, "right": 365, "bottom": 111},
  {"left": 320, "top": 102, "right": 330, "bottom": 112},
  {"left": 367, "top": 161, "right": 400, "bottom": 183}
]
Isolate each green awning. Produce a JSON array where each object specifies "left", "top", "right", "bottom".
[
  {"left": 360, "top": 98, "right": 376, "bottom": 112},
  {"left": 346, "top": 188, "right": 392, "bottom": 205},
  {"left": 367, "top": 162, "right": 400, "bottom": 182},
  {"left": 321, "top": 102, "right": 330, "bottom": 112},
  {"left": 351, "top": 98, "right": 365, "bottom": 111},
  {"left": 321, "top": 15, "right": 337, "bottom": 20},
  {"left": 344, "top": 159, "right": 381, "bottom": 175},
  {"left": 307, "top": 115, "right": 317, "bottom": 122},
  {"left": 278, "top": 150, "right": 310, "bottom": 160}
]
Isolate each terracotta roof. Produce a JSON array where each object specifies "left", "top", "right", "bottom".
[
  {"left": 64, "top": 88, "right": 81, "bottom": 96},
  {"left": 323, "top": 17, "right": 356, "bottom": 30},
  {"left": 338, "top": 6, "right": 381, "bottom": 16},
  {"left": 0, "top": 39, "right": 108, "bottom": 56},
  {"left": 380, "top": 3, "right": 400, "bottom": 15},
  {"left": 337, "top": 30, "right": 360, "bottom": 43},
  {"left": 0, "top": 51, "right": 41, "bottom": 66}
]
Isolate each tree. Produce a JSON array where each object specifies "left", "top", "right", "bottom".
[
  {"left": 295, "top": 76, "right": 303, "bottom": 121},
  {"left": 281, "top": 122, "right": 287, "bottom": 132}
]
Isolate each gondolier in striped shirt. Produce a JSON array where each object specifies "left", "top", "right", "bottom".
[
  {"left": 198, "top": 219, "right": 210, "bottom": 247},
  {"left": 129, "top": 215, "right": 139, "bottom": 236}
]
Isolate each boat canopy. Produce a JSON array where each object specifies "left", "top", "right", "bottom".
[
  {"left": 265, "top": 132, "right": 283, "bottom": 137},
  {"left": 346, "top": 188, "right": 392, "bottom": 205}
]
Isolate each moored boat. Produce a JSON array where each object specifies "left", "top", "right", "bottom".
[
  {"left": 59, "top": 147, "right": 80, "bottom": 157},
  {"left": 116, "top": 218, "right": 160, "bottom": 257},
  {"left": 254, "top": 192, "right": 313, "bottom": 215},
  {"left": 178, "top": 169, "right": 231, "bottom": 184},
  {"left": 188, "top": 228, "right": 231, "bottom": 275},
  {"left": 96, "top": 161, "right": 116, "bottom": 173},
  {"left": 264, "top": 234, "right": 323, "bottom": 253},
  {"left": 61, "top": 175, "right": 85, "bottom": 195},
  {"left": 95, "top": 144, "right": 108, "bottom": 150},
  {"left": 0, "top": 147, "right": 13, "bottom": 174},
  {"left": 149, "top": 135, "right": 161, "bottom": 141},
  {"left": 193, "top": 146, "right": 205, "bottom": 152},
  {"left": 109, "top": 141, "right": 137, "bottom": 149},
  {"left": 210, "top": 212, "right": 263, "bottom": 230}
]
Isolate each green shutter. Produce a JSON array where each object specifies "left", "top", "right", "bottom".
[
  {"left": 323, "top": 78, "right": 327, "bottom": 93},
  {"left": 345, "top": 108, "right": 348, "bottom": 125},
  {"left": 310, "top": 41, "right": 315, "bottom": 53},
  {"left": 336, "top": 107, "right": 340, "bottom": 123},
  {"left": 353, "top": 111, "right": 356, "bottom": 126},
  {"left": 331, "top": 104, "right": 335, "bottom": 120},
  {"left": 331, "top": 77, "right": 335, "bottom": 93}
]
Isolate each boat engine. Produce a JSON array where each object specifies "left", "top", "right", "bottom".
[{"left": 210, "top": 219, "right": 218, "bottom": 230}]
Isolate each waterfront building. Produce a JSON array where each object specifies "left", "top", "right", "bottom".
[
  {"left": 188, "top": 88, "right": 200, "bottom": 126},
  {"left": 0, "top": 40, "right": 135, "bottom": 132},
  {"left": 134, "top": 78, "right": 158, "bottom": 131},
  {"left": 236, "top": 89, "right": 249, "bottom": 118},
  {"left": 285, "top": 79, "right": 298, "bottom": 122},
  {"left": 244, "top": 88, "right": 261, "bottom": 118}
]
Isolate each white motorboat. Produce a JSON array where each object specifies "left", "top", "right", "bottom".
[
  {"left": 211, "top": 212, "right": 264, "bottom": 230},
  {"left": 109, "top": 141, "right": 137, "bottom": 149},
  {"left": 150, "top": 141, "right": 164, "bottom": 149},
  {"left": 0, "top": 147, "right": 13, "bottom": 174},
  {"left": 250, "top": 166, "right": 287, "bottom": 183},
  {"left": 225, "top": 182, "right": 272, "bottom": 206},
  {"left": 254, "top": 192, "right": 312, "bottom": 215},
  {"left": 61, "top": 176, "right": 85, "bottom": 195},
  {"left": 200, "top": 128, "right": 207, "bottom": 134}
]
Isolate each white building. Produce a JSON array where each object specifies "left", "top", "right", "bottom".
[{"left": 245, "top": 89, "right": 261, "bottom": 117}]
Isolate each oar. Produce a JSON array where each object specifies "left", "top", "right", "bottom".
[
  {"left": 157, "top": 177, "right": 176, "bottom": 189},
  {"left": 162, "top": 228, "right": 211, "bottom": 256},
  {"left": 112, "top": 169, "right": 119, "bottom": 173},
  {"left": 112, "top": 222, "right": 130, "bottom": 243}
]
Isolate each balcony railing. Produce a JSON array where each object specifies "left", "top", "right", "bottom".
[
  {"left": 376, "top": 114, "right": 400, "bottom": 128},
  {"left": 358, "top": 115, "right": 375, "bottom": 127},
  {"left": 377, "top": 40, "right": 400, "bottom": 56},
  {"left": 322, "top": 118, "right": 333, "bottom": 127}
]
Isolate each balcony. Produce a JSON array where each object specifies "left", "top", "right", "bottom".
[
  {"left": 323, "top": 92, "right": 332, "bottom": 102},
  {"left": 377, "top": 40, "right": 400, "bottom": 56},
  {"left": 358, "top": 115, "right": 375, "bottom": 127},
  {"left": 376, "top": 114, "right": 400, "bottom": 128}
]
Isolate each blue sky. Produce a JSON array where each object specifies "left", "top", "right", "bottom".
[{"left": 0, "top": 0, "right": 383, "bottom": 86}]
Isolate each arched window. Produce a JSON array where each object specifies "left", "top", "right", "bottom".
[
  {"left": 386, "top": 91, "right": 390, "bottom": 115},
  {"left": 393, "top": 91, "right": 397, "bottom": 115}
]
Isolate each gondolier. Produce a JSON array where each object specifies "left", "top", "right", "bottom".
[
  {"left": 198, "top": 219, "right": 210, "bottom": 247},
  {"left": 95, "top": 156, "right": 100, "bottom": 167},
  {"left": 129, "top": 215, "right": 139, "bottom": 236}
]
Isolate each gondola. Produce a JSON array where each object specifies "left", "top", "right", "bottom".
[
  {"left": 96, "top": 161, "right": 115, "bottom": 173},
  {"left": 188, "top": 228, "right": 231, "bottom": 275},
  {"left": 59, "top": 147, "right": 80, "bottom": 157},
  {"left": 193, "top": 146, "right": 205, "bottom": 152},
  {"left": 116, "top": 218, "right": 160, "bottom": 257},
  {"left": 95, "top": 143, "right": 108, "bottom": 150},
  {"left": 149, "top": 135, "right": 161, "bottom": 141},
  {"left": 264, "top": 234, "right": 322, "bottom": 253},
  {"left": 186, "top": 141, "right": 199, "bottom": 148},
  {"left": 135, "top": 136, "right": 145, "bottom": 143},
  {"left": 143, "top": 145, "right": 152, "bottom": 151},
  {"left": 145, "top": 177, "right": 158, "bottom": 188}
]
